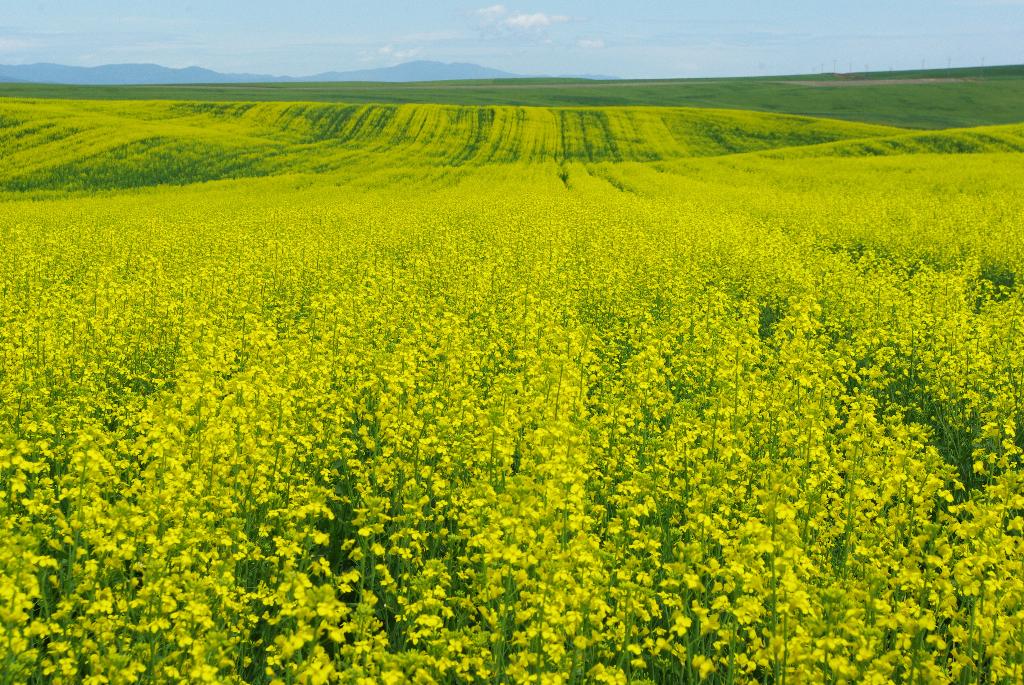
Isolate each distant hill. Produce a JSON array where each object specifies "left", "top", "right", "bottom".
[
  {"left": 0, "top": 60, "right": 548, "bottom": 85},
  {"left": 0, "top": 63, "right": 282, "bottom": 85}
]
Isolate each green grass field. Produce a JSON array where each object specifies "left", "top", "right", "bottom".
[
  {"left": 2, "top": 91, "right": 1024, "bottom": 683},
  {"left": 3, "top": 64, "right": 1024, "bottom": 128}
]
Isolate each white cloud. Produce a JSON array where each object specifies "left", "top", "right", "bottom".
[
  {"left": 503, "top": 12, "right": 570, "bottom": 30},
  {"left": 474, "top": 6, "right": 571, "bottom": 32},
  {"left": 577, "top": 38, "right": 605, "bottom": 49}
]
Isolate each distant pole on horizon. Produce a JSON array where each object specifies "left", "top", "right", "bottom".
[{"left": 833, "top": 59, "right": 838, "bottom": 73}]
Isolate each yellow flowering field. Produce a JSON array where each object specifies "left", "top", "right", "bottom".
[{"left": 1, "top": 99, "right": 1023, "bottom": 683}]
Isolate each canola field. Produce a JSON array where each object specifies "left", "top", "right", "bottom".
[{"left": 1, "top": 99, "right": 1023, "bottom": 684}]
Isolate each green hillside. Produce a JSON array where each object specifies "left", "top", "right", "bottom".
[
  {"left": 3, "top": 64, "right": 1024, "bottom": 129},
  {"left": 8, "top": 98, "right": 1024, "bottom": 197},
  {"left": 761, "top": 122, "right": 1024, "bottom": 158},
  {"left": 0, "top": 99, "right": 902, "bottom": 192}
]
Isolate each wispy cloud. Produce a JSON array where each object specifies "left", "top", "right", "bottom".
[
  {"left": 378, "top": 44, "right": 421, "bottom": 61},
  {"left": 0, "top": 35, "right": 39, "bottom": 52},
  {"left": 475, "top": 5, "right": 508, "bottom": 23},
  {"left": 577, "top": 38, "right": 605, "bottom": 49}
]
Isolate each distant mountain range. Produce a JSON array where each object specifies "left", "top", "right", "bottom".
[{"left": 0, "top": 61, "right": 617, "bottom": 85}]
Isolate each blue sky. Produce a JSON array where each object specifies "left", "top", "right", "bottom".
[{"left": 1, "top": 1, "right": 1022, "bottom": 78}]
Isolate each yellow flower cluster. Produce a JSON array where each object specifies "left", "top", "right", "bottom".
[{"left": 1, "top": 99, "right": 1023, "bottom": 683}]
